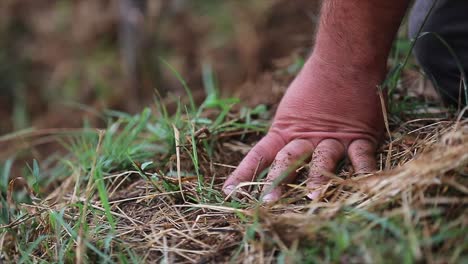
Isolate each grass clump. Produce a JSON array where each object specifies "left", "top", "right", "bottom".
[
  {"left": 1, "top": 86, "right": 467, "bottom": 263},
  {"left": 0, "top": 61, "right": 467, "bottom": 264}
]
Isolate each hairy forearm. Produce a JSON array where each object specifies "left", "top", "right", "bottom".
[{"left": 312, "top": 0, "right": 410, "bottom": 75}]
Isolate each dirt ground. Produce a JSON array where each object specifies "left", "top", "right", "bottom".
[{"left": 0, "top": 0, "right": 319, "bottom": 132}]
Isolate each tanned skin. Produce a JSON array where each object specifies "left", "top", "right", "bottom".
[{"left": 223, "top": 1, "right": 411, "bottom": 202}]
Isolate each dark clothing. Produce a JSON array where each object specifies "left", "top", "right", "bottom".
[{"left": 409, "top": 0, "right": 468, "bottom": 106}]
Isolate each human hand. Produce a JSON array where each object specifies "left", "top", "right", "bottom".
[{"left": 223, "top": 55, "right": 386, "bottom": 202}]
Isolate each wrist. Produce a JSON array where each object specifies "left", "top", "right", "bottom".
[
  {"left": 303, "top": 52, "right": 386, "bottom": 86},
  {"left": 310, "top": 48, "right": 386, "bottom": 77}
]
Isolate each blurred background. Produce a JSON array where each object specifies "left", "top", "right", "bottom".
[{"left": 0, "top": 0, "right": 323, "bottom": 135}]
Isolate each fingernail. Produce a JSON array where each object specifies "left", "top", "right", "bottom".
[
  {"left": 223, "top": 185, "right": 235, "bottom": 195},
  {"left": 262, "top": 194, "right": 275, "bottom": 203},
  {"left": 307, "top": 191, "right": 320, "bottom": 200}
]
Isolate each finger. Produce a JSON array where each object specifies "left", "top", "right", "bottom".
[
  {"left": 261, "top": 139, "right": 314, "bottom": 203},
  {"left": 307, "top": 139, "right": 345, "bottom": 200},
  {"left": 223, "top": 132, "right": 285, "bottom": 195},
  {"left": 347, "top": 139, "right": 377, "bottom": 174}
]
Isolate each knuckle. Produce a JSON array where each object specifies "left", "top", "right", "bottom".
[
  {"left": 274, "top": 150, "right": 294, "bottom": 162},
  {"left": 248, "top": 146, "right": 266, "bottom": 164},
  {"left": 249, "top": 132, "right": 287, "bottom": 162}
]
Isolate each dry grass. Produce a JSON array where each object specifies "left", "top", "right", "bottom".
[{"left": 1, "top": 104, "right": 466, "bottom": 263}]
